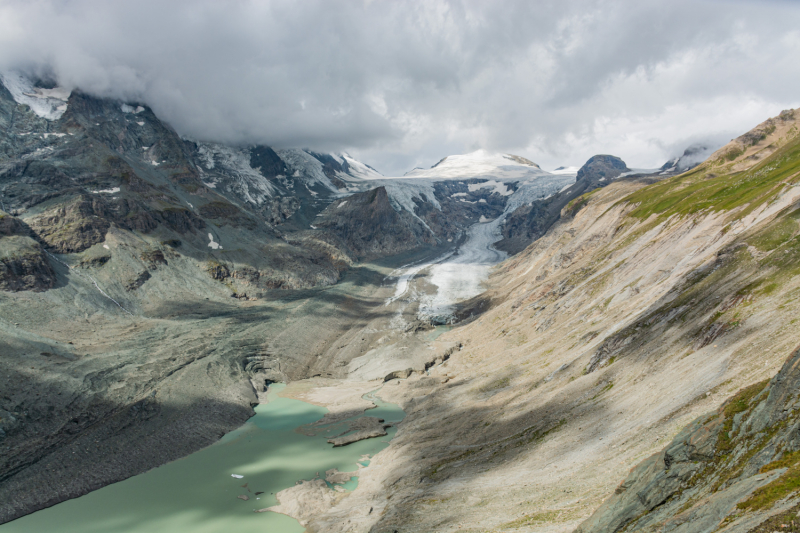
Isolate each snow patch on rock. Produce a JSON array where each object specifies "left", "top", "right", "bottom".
[
  {"left": 207, "top": 233, "right": 222, "bottom": 250},
  {"left": 0, "top": 71, "right": 70, "bottom": 120},
  {"left": 121, "top": 104, "right": 145, "bottom": 114},
  {"left": 468, "top": 180, "right": 513, "bottom": 196}
]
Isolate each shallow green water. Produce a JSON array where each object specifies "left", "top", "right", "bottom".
[{"left": 1, "top": 385, "right": 405, "bottom": 533}]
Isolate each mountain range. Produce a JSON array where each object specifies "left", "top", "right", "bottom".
[{"left": 2, "top": 71, "right": 800, "bottom": 533}]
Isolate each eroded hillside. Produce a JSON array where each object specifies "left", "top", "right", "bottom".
[{"left": 292, "top": 109, "right": 800, "bottom": 532}]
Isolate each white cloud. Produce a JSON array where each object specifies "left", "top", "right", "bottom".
[{"left": 1, "top": 0, "right": 798, "bottom": 174}]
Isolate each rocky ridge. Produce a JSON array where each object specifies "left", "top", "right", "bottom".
[
  {"left": 577, "top": 345, "right": 800, "bottom": 533},
  {"left": 497, "top": 154, "right": 635, "bottom": 254}
]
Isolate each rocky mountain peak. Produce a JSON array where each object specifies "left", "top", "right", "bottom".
[{"left": 575, "top": 154, "right": 629, "bottom": 183}]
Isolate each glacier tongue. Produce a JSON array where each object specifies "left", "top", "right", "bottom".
[{"left": 0, "top": 71, "right": 71, "bottom": 121}]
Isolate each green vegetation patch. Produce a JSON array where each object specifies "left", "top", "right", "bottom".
[
  {"left": 742, "top": 502, "right": 800, "bottom": 532},
  {"left": 716, "top": 379, "right": 770, "bottom": 455},
  {"left": 502, "top": 509, "right": 564, "bottom": 529},
  {"left": 480, "top": 376, "right": 510, "bottom": 393},
  {"left": 621, "top": 134, "right": 800, "bottom": 222},
  {"left": 750, "top": 214, "right": 800, "bottom": 252},
  {"left": 738, "top": 451, "right": 800, "bottom": 511}
]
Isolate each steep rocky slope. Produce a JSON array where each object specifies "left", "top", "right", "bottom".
[
  {"left": 292, "top": 108, "right": 800, "bottom": 532},
  {"left": 497, "top": 154, "right": 632, "bottom": 254},
  {"left": 577, "top": 345, "right": 800, "bottom": 533},
  {"left": 0, "top": 210, "right": 55, "bottom": 291}
]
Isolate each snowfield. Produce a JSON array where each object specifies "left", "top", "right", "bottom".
[{"left": 399, "top": 149, "right": 548, "bottom": 181}]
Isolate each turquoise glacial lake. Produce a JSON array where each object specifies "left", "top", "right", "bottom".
[{"left": 0, "top": 384, "right": 404, "bottom": 533}]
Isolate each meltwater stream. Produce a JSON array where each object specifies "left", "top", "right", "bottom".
[{"left": 0, "top": 385, "right": 405, "bottom": 533}]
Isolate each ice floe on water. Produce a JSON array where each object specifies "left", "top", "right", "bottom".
[{"left": 0, "top": 71, "right": 71, "bottom": 120}]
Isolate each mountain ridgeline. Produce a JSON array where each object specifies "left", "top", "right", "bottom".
[{"left": 3, "top": 68, "right": 800, "bottom": 533}]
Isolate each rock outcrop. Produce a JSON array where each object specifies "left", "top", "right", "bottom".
[
  {"left": 577, "top": 344, "right": 800, "bottom": 533},
  {"left": 314, "top": 186, "right": 438, "bottom": 259},
  {"left": 0, "top": 211, "right": 56, "bottom": 291},
  {"left": 326, "top": 416, "right": 389, "bottom": 447}
]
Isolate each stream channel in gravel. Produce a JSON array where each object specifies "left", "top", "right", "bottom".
[{"left": 0, "top": 385, "right": 405, "bottom": 533}]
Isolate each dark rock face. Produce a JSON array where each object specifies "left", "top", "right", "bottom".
[
  {"left": 200, "top": 201, "right": 243, "bottom": 221},
  {"left": 496, "top": 155, "right": 629, "bottom": 255},
  {"left": 0, "top": 210, "right": 32, "bottom": 237},
  {"left": 0, "top": 236, "right": 57, "bottom": 291},
  {"left": 306, "top": 151, "right": 352, "bottom": 189},
  {"left": 0, "top": 211, "right": 57, "bottom": 291},
  {"left": 249, "top": 145, "right": 287, "bottom": 178},
  {"left": 27, "top": 196, "right": 112, "bottom": 253},
  {"left": 577, "top": 344, "right": 800, "bottom": 533},
  {"left": 575, "top": 154, "right": 628, "bottom": 183},
  {"left": 315, "top": 186, "right": 438, "bottom": 259},
  {"left": 263, "top": 196, "right": 299, "bottom": 225}
]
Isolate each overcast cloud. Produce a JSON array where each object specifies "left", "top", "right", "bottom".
[{"left": 1, "top": 0, "right": 799, "bottom": 174}]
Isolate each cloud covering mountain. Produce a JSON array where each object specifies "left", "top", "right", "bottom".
[{"left": 1, "top": 0, "right": 798, "bottom": 174}]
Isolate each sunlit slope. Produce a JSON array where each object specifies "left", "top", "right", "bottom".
[
  {"left": 303, "top": 109, "right": 800, "bottom": 533},
  {"left": 622, "top": 109, "right": 799, "bottom": 222}
]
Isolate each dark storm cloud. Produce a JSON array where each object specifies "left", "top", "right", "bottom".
[{"left": 1, "top": 0, "right": 798, "bottom": 174}]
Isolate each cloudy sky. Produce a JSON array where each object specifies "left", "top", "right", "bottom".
[{"left": 1, "top": 0, "right": 799, "bottom": 175}]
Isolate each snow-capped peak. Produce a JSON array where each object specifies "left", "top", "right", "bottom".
[{"left": 400, "top": 149, "right": 547, "bottom": 180}]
